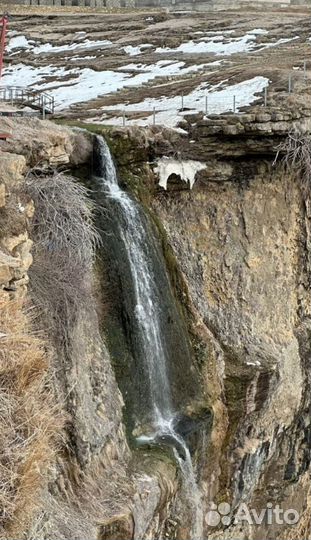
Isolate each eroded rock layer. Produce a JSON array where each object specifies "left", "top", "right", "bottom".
[{"left": 0, "top": 99, "right": 310, "bottom": 539}]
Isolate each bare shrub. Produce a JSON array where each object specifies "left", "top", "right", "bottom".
[
  {"left": 0, "top": 294, "right": 63, "bottom": 539},
  {"left": 274, "top": 132, "right": 311, "bottom": 195},
  {"left": 26, "top": 173, "right": 100, "bottom": 346},
  {"left": 27, "top": 173, "right": 98, "bottom": 267}
]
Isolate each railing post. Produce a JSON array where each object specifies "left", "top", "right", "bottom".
[
  {"left": 304, "top": 59, "right": 307, "bottom": 81},
  {"left": 205, "top": 93, "right": 208, "bottom": 115},
  {"left": 233, "top": 95, "right": 236, "bottom": 113},
  {"left": 264, "top": 86, "right": 267, "bottom": 107},
  {"left": 153, "top": 106, "right": 156, "bottom": 126},
  {"left": 181, "top": 93, "right": 184, "bottom": 110},
  {"left": 42, "top": 100, "right": 46, "bottom": 120},
  {"left": 122, "top": 110, "right": 126, "bottom": 127},
  {"left": 288, "top": 74, "right": 292, "bottom": 94}
]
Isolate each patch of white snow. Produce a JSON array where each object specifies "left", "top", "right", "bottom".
[
  {"left": 155, "top": 30, "right": 265, "bottom": 55},
  {"left": 102, "top": 76, "right": 269, "bottom": 128},
  {"left": 2, "top": 59, "right": 219, "bottom": 109},
  {"left": 6, "top": 35, "right": 112, "bottom": 55},
  {"left": 122, "top": 44, "right": 153, "bottom": 56},
  {"left": 6, "top": 35, "right": 35, "bottom": 52},
  {"left": 155, "top": 157, "right": 206, "bottom": 190}
]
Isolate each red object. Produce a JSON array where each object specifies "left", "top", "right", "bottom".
[
  {"left": 0, "top": 132, "right": 11, "bottom": 140},
  {"left": 0, "top": 13, "right": 9, "bottom": 81},
  {"left": 0, "top": 14, "right": 10, "bottom": 141}
]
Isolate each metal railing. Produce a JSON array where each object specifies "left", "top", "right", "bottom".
[
  {"left": 0, "top": 86, "right": 55, "bottom": 115},
  {"left": 116, "top": 66, "right": 310, "bottom": 127}
]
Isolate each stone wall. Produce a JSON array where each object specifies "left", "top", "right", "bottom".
[
  {"left": 0, "top": 153, "right": 33, "bottom": 298},
  {"left": 19, "top": 0, "right": 311, "bottom": 8}
]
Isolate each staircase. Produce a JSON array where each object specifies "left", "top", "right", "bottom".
[{"left": 0, "top": 86, "right": 55, "bottom": 115}]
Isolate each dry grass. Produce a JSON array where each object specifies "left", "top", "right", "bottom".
[
  {"left": 0, "top": 293, "right": 63, "bottom": 539},
  {"left": 26, "top": 172, "right": 100, "bottom": 347}
]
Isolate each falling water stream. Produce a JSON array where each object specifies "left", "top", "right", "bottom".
[{"left": 95, "top": 135, "right": 203, "bottom": 539}]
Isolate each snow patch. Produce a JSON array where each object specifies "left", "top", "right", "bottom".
[
  {"left": 32, "top": 38, "right": 112, "bottom": 54},
  {"left": 256, "top": 36, "right": 299, "bottom": 51},
  {"left": 71, "top": 55, "right": 96, "bottom": 61},
  {"left": 3, "top": 59, "right": 218, "bottom": 110},
  {"left": 2, "top": 63, "right": 68, "bottom": 87},
  {"left": 6, "top": 35, "right": 112, "bottom": 55},
  {"left": 6, "top": 35, "right": 33, "bottom": 51},
  {"left": 155, "top": 30, "right": 266, "bottom": 55},
  {"left": 250, "top": 28, "right": 269, "bottom": 35},
  {"left": 155, "top": 157, "right": 206, "bottom": 190},
  {"left": 102, "top": 76, "right": 269, "bottom": 128},
  {"left": 122, "top": 44, "right": 153, "bottom": 56},
  {"left": 155, "top": 29, "right": 297, "bottom": 57}
]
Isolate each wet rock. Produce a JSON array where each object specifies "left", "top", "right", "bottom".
[{"left": 173, "top": 409, "right": 213, "bottom": 439}]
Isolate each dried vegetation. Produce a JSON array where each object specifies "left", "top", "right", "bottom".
[
  {"left": 275, "top": 132, "right": 311, "bottom": 196},
  {"left": 26, "top": 172, "right": 99, "bottom": 347},
  {"left": 0, "top": 294, "right": 62, "bottom": 539}
]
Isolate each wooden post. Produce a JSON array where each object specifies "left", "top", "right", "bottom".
[
  {"left": 205, "top": 94, "right": 208, "bottom": 115},
  {"left": 153, "top": 107, "right": 156, "bottom": 126},
  {"left": 264, "top": 86, "right": 267, "bottom": 107},
  {"left": 233, "top": 95, "right": 236, "bottom": 113},
  {"left": 181, "top": 93, "right": 184, "bottom": 110},
  {"left": 122, "top": 111, "right": 126, "bottom": 127}
]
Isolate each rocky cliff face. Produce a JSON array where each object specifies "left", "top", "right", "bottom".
[
  {"left": 103, "top": 104, "right": 311, "bottom": 539},
  {"left": 0, "top": 110, "right": 310, "bottom": 540},
  {"left": 150, "top": 150, "right": 310, "bottom": 540},
  {"left": 0, "top": 119, "right": 178, "bottom": 540}
]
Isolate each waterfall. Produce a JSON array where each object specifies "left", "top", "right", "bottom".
[
  {"left": 95, "top": 135, "right": 203, "bottom": 540},
  {"left": 95, "top": 135, "right": 172, "bottom": 424}
]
